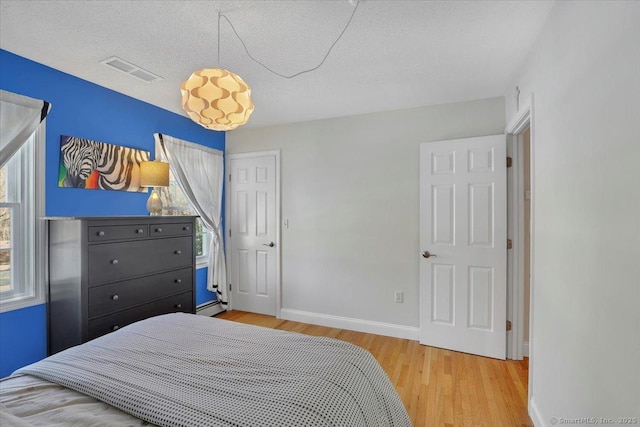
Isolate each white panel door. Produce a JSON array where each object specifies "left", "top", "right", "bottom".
[
  {"left": 419, "top": 135, "right": 507, "bottom": 359},
  {"left": 229, "top": 154, "right": 278, "bottom": 315}
]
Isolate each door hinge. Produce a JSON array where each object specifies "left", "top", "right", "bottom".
[
  {"left": 228, "top": 173, "right": 231, "bottom": 181},
  {"left": 507, "top": 239, "right": 513, "bottom": 250},
  {"left": 229, "top": 229, "right": 232, "bottom": 236},
  {"left": 506, "top": 320, "right": 512, "bottom": 331},
  {"left": 229, "top": 283, "right": 232, "bottom": 291},
  {"left": 506, "top": 156, "right": 513, "bottom": 168}
]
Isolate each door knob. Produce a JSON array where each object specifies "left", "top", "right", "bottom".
[
  {"left": 263, "top": 242, "right": 275, "bottom": 247},
  {"left": 421, "top": 250, "right": 437, "bottom": 259}
]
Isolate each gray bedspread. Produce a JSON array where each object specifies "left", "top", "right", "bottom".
[{"left": 16, "top": 313, "right": 411, "bottom": 427}]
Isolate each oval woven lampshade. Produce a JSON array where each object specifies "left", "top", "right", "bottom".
[{"left": 181, "top": 68, "right": 254, "bottom": 131}]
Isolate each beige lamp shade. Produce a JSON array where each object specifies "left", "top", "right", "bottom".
[
  {"left": 140, "top": 161, "right": 169, "bottom": 187},
  {"left": 181, "top": 68, "right": 254, "bottom": 131}
]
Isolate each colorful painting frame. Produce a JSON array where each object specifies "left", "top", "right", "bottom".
[{"left": 57, "top": 135, "right": 150, "bottom": 192}]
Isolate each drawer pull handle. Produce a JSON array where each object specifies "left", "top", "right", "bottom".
[
  {"left": 112, "top": 294, "right": 119, "bottom": 301},
  {"left": 156, "top": 228, "right": 163, "bottom": 233},
  {"left": 112, "top": 325, "right": 119, "bottom": 331},
  {"left": 183, "top": 226, "right": 190, "bottom": 231},
  {"left": 136, "top": 228, "right": 144, "bottom": 234},
  {"left": 98, "top": 231, "right": 105, "bottom": 237},
  {"left": 174, "top": 250, "right": 182, "bottom": 255},
  {"left": 175, "top": 279, "right": 182, "bottom": 284},
  {"left": 175, "top": 303, "right": 182, "bottom": 309},
  {"left": 111, "top": 259, "right": 119, "bottom": 265}
]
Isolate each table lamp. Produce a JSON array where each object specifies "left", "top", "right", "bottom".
[{"left": 140, "top": 161, "right": 169, "bottom": 215}]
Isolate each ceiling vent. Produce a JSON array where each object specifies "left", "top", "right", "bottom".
[{"left": 100, "top": 56, "right": 162, "bottom": 83}]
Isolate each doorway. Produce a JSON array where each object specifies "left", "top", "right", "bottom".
[
  {"left": 507, "top": 126, "right": 532, "bottom": 360},
  {"left": 505, "top": 95, "right": 535, "bottom": 413},
  {"left": 506, "top": 110, "right": 534, "bottom": 360},
  {"left": 522, "top": 128, "right": 531, "bottom": 357}
]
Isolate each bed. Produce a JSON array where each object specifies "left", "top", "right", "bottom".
[{"left": 0, "top": 313, "right": 411, "bottom": 426}]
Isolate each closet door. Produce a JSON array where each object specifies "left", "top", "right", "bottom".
[{"left": 228, "top": 153, "right": 279, "bottom": 316}]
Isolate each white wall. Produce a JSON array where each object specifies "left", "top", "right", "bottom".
[
  {"left": 228, "top": 98, "right": 505, "bottom": 333},
  {"left": 506, "top": 1, "right": 640, "bottom": 425}
]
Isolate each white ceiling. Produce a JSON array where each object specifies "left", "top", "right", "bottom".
[{"left": 0, "top": 0, "right": 554, "bottom": 129}]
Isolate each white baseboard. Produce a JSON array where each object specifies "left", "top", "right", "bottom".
[
  {"left": 279, "top": 308, "right": 420, "bottom": 341},
  {"left": 196, "top": 301, "right": 224, "bottom": 317},
  {"left": 530, "top": 397, "right": 545, "bottom": 427},
  {"left": 523, "top": 341, "right": 530, "bottom": 357}
]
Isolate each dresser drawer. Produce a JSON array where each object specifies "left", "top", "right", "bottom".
[
  {"left": 88, "top": 237, "right": 193, "bottom": 285},
  {"left": 88, "top": 267, "right": 193, "bottom": 318},
  {"left": 150, "top": 222, "right": 194, "bottom": 238},
  {"left": 87, "top": 292, "right": 193, "bottom": 340},
  {"left": 88, "top": 224, "right": 148, "bottom": 242}
]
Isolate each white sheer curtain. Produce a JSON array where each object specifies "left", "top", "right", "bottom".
[
  {"left": 0, "top": 90, "right": 50, "bottom": 167},
  {"left": 0, "top": 90, "right": 49, "bottom": 312},
  {"left": 154, "top": 133, "right": 227, "bottom": 308}
]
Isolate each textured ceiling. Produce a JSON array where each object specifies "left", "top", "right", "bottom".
[{"left": 0, "top": 0, "right": 554, "bottom": 129}]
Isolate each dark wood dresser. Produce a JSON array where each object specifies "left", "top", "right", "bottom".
[{"left": 48, "top": 216, "right": 196, "bottom": 354}]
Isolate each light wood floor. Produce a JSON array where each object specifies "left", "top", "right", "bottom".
[{"left": 217, "top": 310, "right": 532, "bottom": 427}]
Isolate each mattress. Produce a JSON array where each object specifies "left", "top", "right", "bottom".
[{"left": 1, "top": 313, "right": 410, "bottom": 426}]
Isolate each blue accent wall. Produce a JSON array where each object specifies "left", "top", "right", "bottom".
[
  {"left": 0, "top": 304, "right": 47, "bottom": 377},
  {"left": 0, "top": 49, "right": 222, "bottom": 376},
  {"left": 195, "top": 268, "right": 212, "bottom": 306}
]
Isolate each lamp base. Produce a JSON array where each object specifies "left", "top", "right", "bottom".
[{"left": 146, "top": 188, "right": 163, "bottom": 216}]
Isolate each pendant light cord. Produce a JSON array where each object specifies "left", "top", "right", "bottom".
[
  {"left": 217, "top": 11, "right": 221, "bottom": 66},
  {"left": 219, "top": 0, "right": 360, "bottom": 79}
]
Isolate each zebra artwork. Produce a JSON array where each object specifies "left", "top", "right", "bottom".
[{"left": 58, "top": 135, "right": 150, "bottom": 192}]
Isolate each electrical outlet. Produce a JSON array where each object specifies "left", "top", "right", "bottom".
[{"left": 394, "top": 291, "right": 403, "bottom": 303}]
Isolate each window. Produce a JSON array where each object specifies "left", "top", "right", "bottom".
[
  {"left": 0, "top": 128, "right": 46, "bottom": 312},
  {"left": 159, "top": 172, "right": 211, "bottom": 267}
]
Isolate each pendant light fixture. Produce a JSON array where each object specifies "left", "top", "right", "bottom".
[
  {"left": 181, "top": 12, "right": 254, "bottom": 131},
  {"left": 181, "top": 1, "right": 361, "bottom": 132}
]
